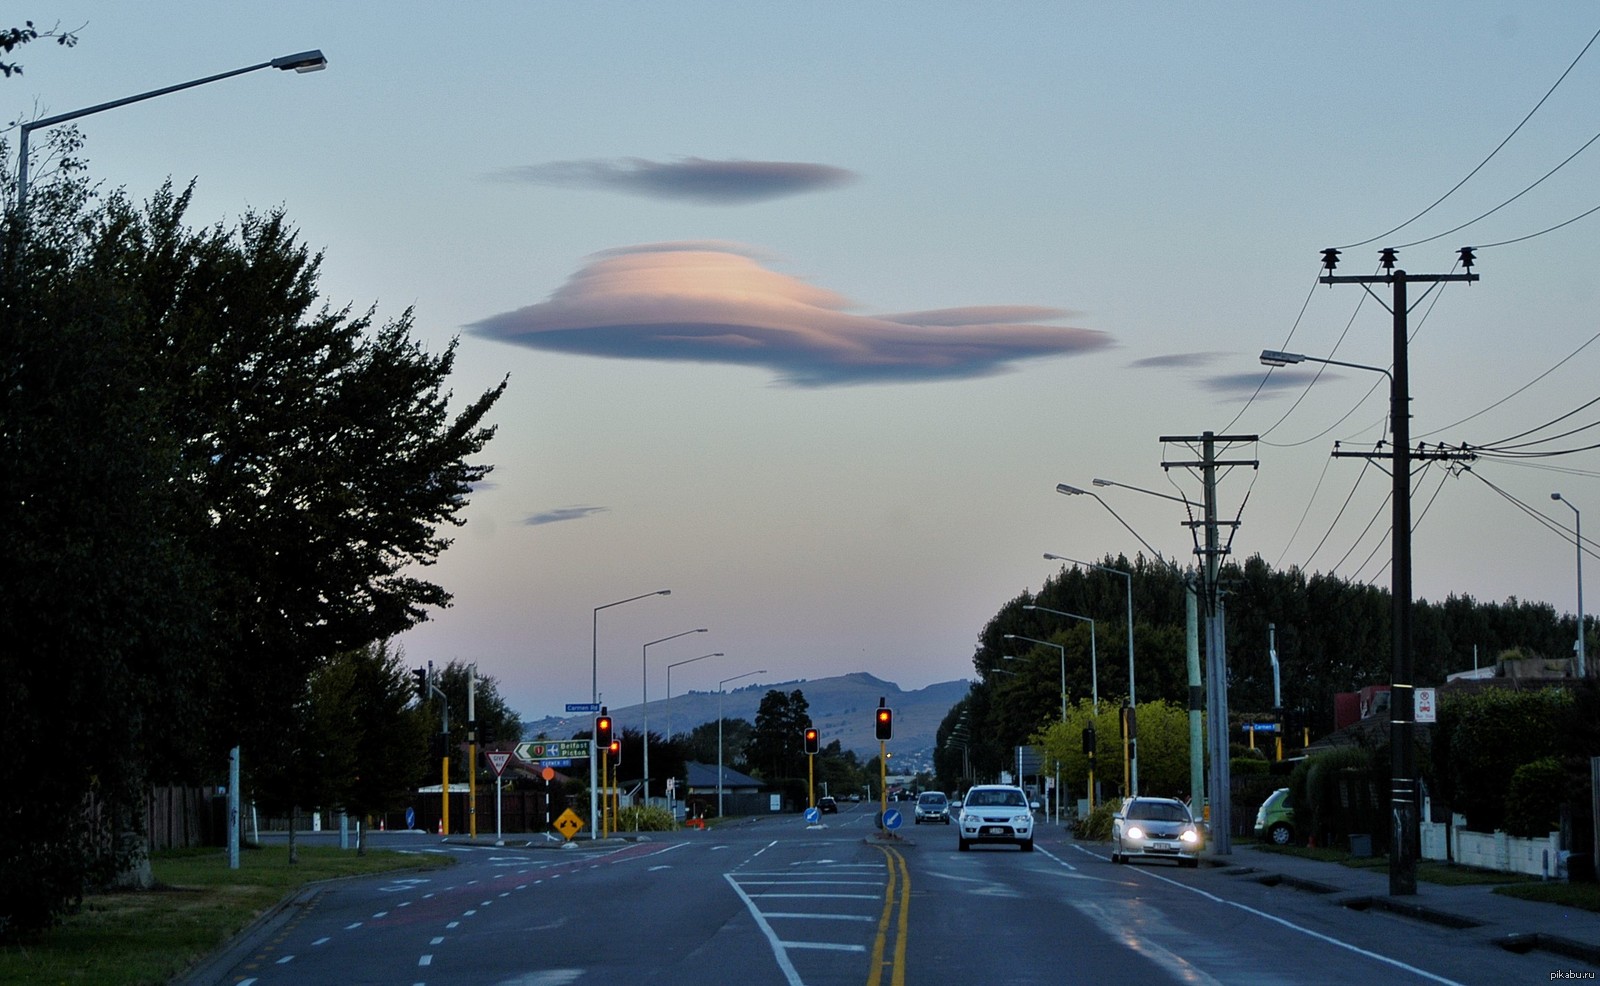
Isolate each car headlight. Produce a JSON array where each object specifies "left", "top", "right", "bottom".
[
  {"left": 1126, "top": 825, "right": 1144, "bottom": 840},
  {"left": 1180, "top": 829, "right": 1199, "bottom": 844}
]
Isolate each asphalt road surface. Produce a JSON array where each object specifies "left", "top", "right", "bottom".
[{"left": 198, "top": 803, "right": 1597, "bottom": 985}]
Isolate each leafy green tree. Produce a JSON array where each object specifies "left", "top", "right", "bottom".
[
  {"left": 747, "top": 689, "right": 810, "bottom": 781},
  {"left": 0, "top": 172, "right": 504, "bottom": 932},
  {"left": 681, "top": 718, "right": 754, "bottom": 772}
]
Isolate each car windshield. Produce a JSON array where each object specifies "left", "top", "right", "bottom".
[
  {"left": 966, "top": 789, "right": 1025, "bottom": 808},
  {"left": 1128, "top": 801, "right": 1190, "bottom": 822},
  {"left": 919, "top": 794, "right": 945, "bottom": 805}
]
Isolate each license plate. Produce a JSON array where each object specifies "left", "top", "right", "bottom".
[
  {"left": 984, "top": 826, "right": 1008, "bottom": 835},
  {"left": 1151, "top": 841, "right": 1174, "bottom": 851}
]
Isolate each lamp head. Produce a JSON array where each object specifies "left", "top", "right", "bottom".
[
  {"left": 271, "top": 49, "right": 328, "bottom": 72},
  {"left": 1056, "top": 483, "right": 1088, "bottom": 496},
  {"left": 1260, "top": 349, "right": 1304, "bottom": 367},
  {"left": 1553, "top": 493, "right": 1564, "bottom": 502}
]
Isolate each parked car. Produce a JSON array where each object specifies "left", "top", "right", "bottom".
[
  {"left": 1254, "top": 787, "right": 1296, "bottom": 845},
  {"left": 955, "top": 784, "right": 1035, "bottom": 851},
  {"left": 1112, "top": 796, "right": 1202, "bottom": 867},
  {"left": 914, "top": 791, "right": 950, "bottom": 825},
  {"left": 817, "top": 796, "right": 838, "bottom": 814}
]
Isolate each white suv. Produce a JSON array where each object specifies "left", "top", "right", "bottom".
[{"left": 955, "top": 785, "right": 1035, "bottom": 852}]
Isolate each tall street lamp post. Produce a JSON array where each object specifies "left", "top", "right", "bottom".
[
  {"left": 1553, "top": 493, "right": 1587, "bottom": 678},
  {"left": 718, "top": 670, "right": 766, "bottom": 819},
  {"left": 591, "top": 590, "right": 670, "bottom": 839},
  {"left": 1002, "top": 634, "right": 1068, "bottom": 720},
  {"left": 641, "top": 628, "right": 708, "bottom": 809},
  {"left": 15, "top": 50, "right": 328, "bottom": 212},
  {"left": 666, "top": 652, "right": 723, "bottom": 744}
]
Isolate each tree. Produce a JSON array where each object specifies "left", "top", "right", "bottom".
[
  {"left": 747, "top": 689, "right": 810, "bottom": 781},
  {"left": 0, "top": 174, "right": 505, "bottom": 933},
  {"left": 1, "top": 20, "right": 78, "bottom": 77}
]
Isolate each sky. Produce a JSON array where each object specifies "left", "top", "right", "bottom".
[{"left": 13, "top": 3, "right": 1600, "bottom": 721}]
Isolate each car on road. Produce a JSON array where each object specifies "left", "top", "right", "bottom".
[
  {"left": 1254, "top": 787, "right": 1296, "bottom": 845},
  {"left": 914, "top": 791, "right": 950, "bottom": 825},
  {"left": 1112, "top": 796, "right": 1202, "bottom": 867},
  {"left": 955, "top": 784, "right": 1035, "bottom": 851},
  {"left": 817, "top": 796, "right": 838, "bottom": 814}
]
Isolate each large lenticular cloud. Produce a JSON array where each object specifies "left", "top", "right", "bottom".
[{"left": 470, "top": 244, "right": 1111, "bottom": 387}]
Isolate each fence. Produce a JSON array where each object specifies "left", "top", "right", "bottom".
[{"left": 1420, "top": 813, "right": 1566, "bottom": 878}]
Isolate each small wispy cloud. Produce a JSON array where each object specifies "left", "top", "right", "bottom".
[
  {"left": 1202, "top": 370, "right": 1325, "bottom": 396},
  {"left": 524, "top": 505, "right": 610, "bottom": 527},
  {"left": 1130, "top": 351, "right": 1230, "bottom": 370},
  {"left": 470, "top": 243, "right": 1111, "bottom": 387},
  {"left": 491, "top": 157, "right": 856, "bottom": 205}
]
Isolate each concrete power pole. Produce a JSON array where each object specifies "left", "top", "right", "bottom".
[
  {"left": 1162, "top": 431, "right": 1258, "bottom": 855},
  {"left": 1320, "top": 246, "right": 1478, "bottom": 896}
]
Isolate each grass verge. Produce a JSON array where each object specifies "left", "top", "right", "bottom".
[
  {"left": 0, "top": 844, "right": 452, "bottom": 986},
  {"left": 1493, "top": 881, "right": 1600, "bottom": 912},
  {"left": 1252, "top": 842, "right": 1539, "bottom": 885}
]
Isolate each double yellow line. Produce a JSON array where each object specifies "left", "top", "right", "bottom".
[{"left": 867, "top": 844, "right": 910, "bottom": 986}]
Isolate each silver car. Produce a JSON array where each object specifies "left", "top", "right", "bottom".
[
  {"left": 1112, "top": 797, "right": 1202, "bottom": 867},
  {"left": 914, "top": 791, "right": 950, "bottom": 825},
  {"left": 956, "top": 785, "right": 1035, "bottom": 851}
]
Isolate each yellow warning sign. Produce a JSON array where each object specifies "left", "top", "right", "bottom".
[{"left": 553, "top": 808, "right": 585, "bottom": 841}]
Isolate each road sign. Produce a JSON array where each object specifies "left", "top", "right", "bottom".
[
  {"left": 565, "top": 702, "right": 601, "bottom": 713},
  {"left": 486, "top": 752, "right": 511, "bottom": 776},
  {"left": 883, "top": 808, "right": 903, "bottom": 830},
  {"left": 553, "top": 808, "right": 584, "bottom": 841},
  {"left": 1416, "top": 687, "right": 1438, "bottom": 723},
  {"left": 515, "top": 740, "right": 590, "bottom": 761},
  {"left": 804, "top": 806, "right": 821, "bottom": 824}
]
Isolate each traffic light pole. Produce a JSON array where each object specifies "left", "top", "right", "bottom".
[{"left": 1320, "top": 249, "right": 1478, "bottom": 895}]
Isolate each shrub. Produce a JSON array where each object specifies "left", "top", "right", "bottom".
[
  {"left": 1074, "top": 799, "right": 1117, "bottom": 841},
  {"left": 1503, "top": 757, "right": 1564, "bottom": 838},
  {"left": 1292, "top": 745, "right": 1380, "bottom": 850},
  {"left": 614, "top": 805, "right": 678, "bottom": 832}
]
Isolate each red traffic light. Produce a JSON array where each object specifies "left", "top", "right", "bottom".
[
  {"left": 803, "top": 727, "right": 819, "bottom": 755},
  {"left": 595, "top": 712, "right": 613, "bottom": 748},
  {"left": 608, "top": 739, "right": 621, "bottom": 762}
]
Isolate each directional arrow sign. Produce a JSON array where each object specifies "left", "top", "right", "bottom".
[
  {"left": 883, "top": 808, "right": 903, "bottom": 831},
  {"left": 804, "top": 806, "right": 821, "bottom": 824},
  {"left": 515, "top": 740, "right": 591, "bottom": 762}
]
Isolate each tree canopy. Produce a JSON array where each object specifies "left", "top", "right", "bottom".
[{"left": 0, "top": 171, "right": 505, "bottom": 936}]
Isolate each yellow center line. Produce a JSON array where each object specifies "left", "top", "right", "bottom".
[{"left": 867, "top": 845, "right": 910, "bottom": 986}]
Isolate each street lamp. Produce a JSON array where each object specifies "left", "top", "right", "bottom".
[
  {"left": 1056, "top": 483, "right": 1174, "bottom": 564},
  {"left": 1022, "top": 605, "right": 1099, "bottom": 713},
  {"left": 642, "top": 627, "right": 708, "bottom": 808},
  {"left": 666, "top": 652, "right": 723, "bottom": 744},
  {"left": 15, "top": 49, "right": 328, "bottom": 212},
  {"left": 1259, "top": 349, "right": 1393, "bottom": 383},
  {"left": 1002, "top": 634, "right": 1067, "bottom": 721},
  {"left": 1043, "top": 553, "right": 1133, "bottom": 785},
  {"left": 590, "top": 589, "right": 670, "bottom": 839},
  {"left": 718, "top": 670, "right": 766, "bottom": 819},
  {"left": 1553, "top": 493, "right": 1588, "bottom": 678}
]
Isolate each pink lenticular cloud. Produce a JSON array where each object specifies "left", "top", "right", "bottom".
[{"left": 471, "top": 244, "right": 1111, "bottom": 387}]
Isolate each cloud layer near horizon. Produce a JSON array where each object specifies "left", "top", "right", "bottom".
[
  {"left": 492, "top": 157, "right": 856, "bottom": 204},
  {"left": 470, "top": 244, "right": 1110, "bottom": 386}
]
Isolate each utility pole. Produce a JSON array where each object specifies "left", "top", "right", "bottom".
[
  {"left": 1161, "top": 431, "right": 1257, "bottom": 855},
  {"left": 1319, "top": 246, "right": 1478, "bottom": 896}
]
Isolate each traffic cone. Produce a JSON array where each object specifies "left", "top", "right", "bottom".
[{"left": 437, "top": 819, "right": 444, "bottom": 835}]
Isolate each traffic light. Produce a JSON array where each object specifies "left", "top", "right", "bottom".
[
  {"left": 1082, "top": 725, "right": 1097, "bottom": 756},
  {"left": 608, "top": 738, "right": 621, "bottom": 763},
  {"left": 595, "top": 709, "right": 613, "bottom": 748},
  {"left": 411, "top": 667, "right": 428, "bottom": 699},
  {"left": 875, "top": 706, "right": 892, "bottom": 741},
  {"left": 804, "top": 726, "right": 819, "bottom": 755}
]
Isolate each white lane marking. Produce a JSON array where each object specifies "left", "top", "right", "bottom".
[
  {"left": 725, "top": 874, "right": 805, "bottom": 986},
  {"left": 344, "top": 923, "right": 362, "bottom": 930},
  {"left": 275, "top": 955, "right": 294, "bottom": 965},
  {"left": 737, "top": 880, "right": 882, "bottom": 886},
  {"left": 447, "top": 921, "right": 459, "bottom": 929},
  {"left": 419, "top": 953, "right": 433, "bottom": 966},
  {"left": 312, "top": 937, "right": 330, "bottom": 945},
  {"left": 464, "top": 909, "right": 477, "bottom": 916},
  {"left": 431, "top": 936, "right": 445, "bottom": 945},
  {"left": 372, "top": 911, "right": 389, "bottom": 919},
  {"left": 784, "top": 941, "right": 867, "bottom": 952},
  {"left": 738, "top": 893, "right": 880, "bottom": 900},
  {"left": 1036, "top": 846, "right": 1078, "bottom": 870},
  {"left": 762, "top": 912, "right": 876, "bottom": 922},
  {"left": 1069, "top": 844, "right": 1466, "bottom": 986}
]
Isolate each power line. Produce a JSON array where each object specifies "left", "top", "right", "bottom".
[
  {"left": 1336, "top": 25, "right": 1600, "bottom": 251},
  {"left": 1417, "top": 325, "right": 1600, "bottom": 439}
]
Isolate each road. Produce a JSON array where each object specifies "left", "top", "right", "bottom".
[{"left": 199, "top": 803, "right": 1597, "bottom": 985}]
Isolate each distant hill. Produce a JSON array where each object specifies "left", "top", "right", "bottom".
[{"left": 519, "top": 672, "right": 971, "bottom": 771}]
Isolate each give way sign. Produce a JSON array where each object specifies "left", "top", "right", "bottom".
[{"left": 486, "top": 752, "right": 512, "bottom": 776}]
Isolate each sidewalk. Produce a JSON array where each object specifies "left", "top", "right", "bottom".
[{"left": 1204, "top": 844, "right": 1600, "bottom": 968}]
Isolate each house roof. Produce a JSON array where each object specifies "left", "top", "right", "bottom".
[{"left": 684, "top": 761, "right": 763, "bottom": 789}]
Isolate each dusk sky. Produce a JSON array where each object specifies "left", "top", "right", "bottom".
[{"left": 17, "top": 3, "right": 1600, "bottom": 721}]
